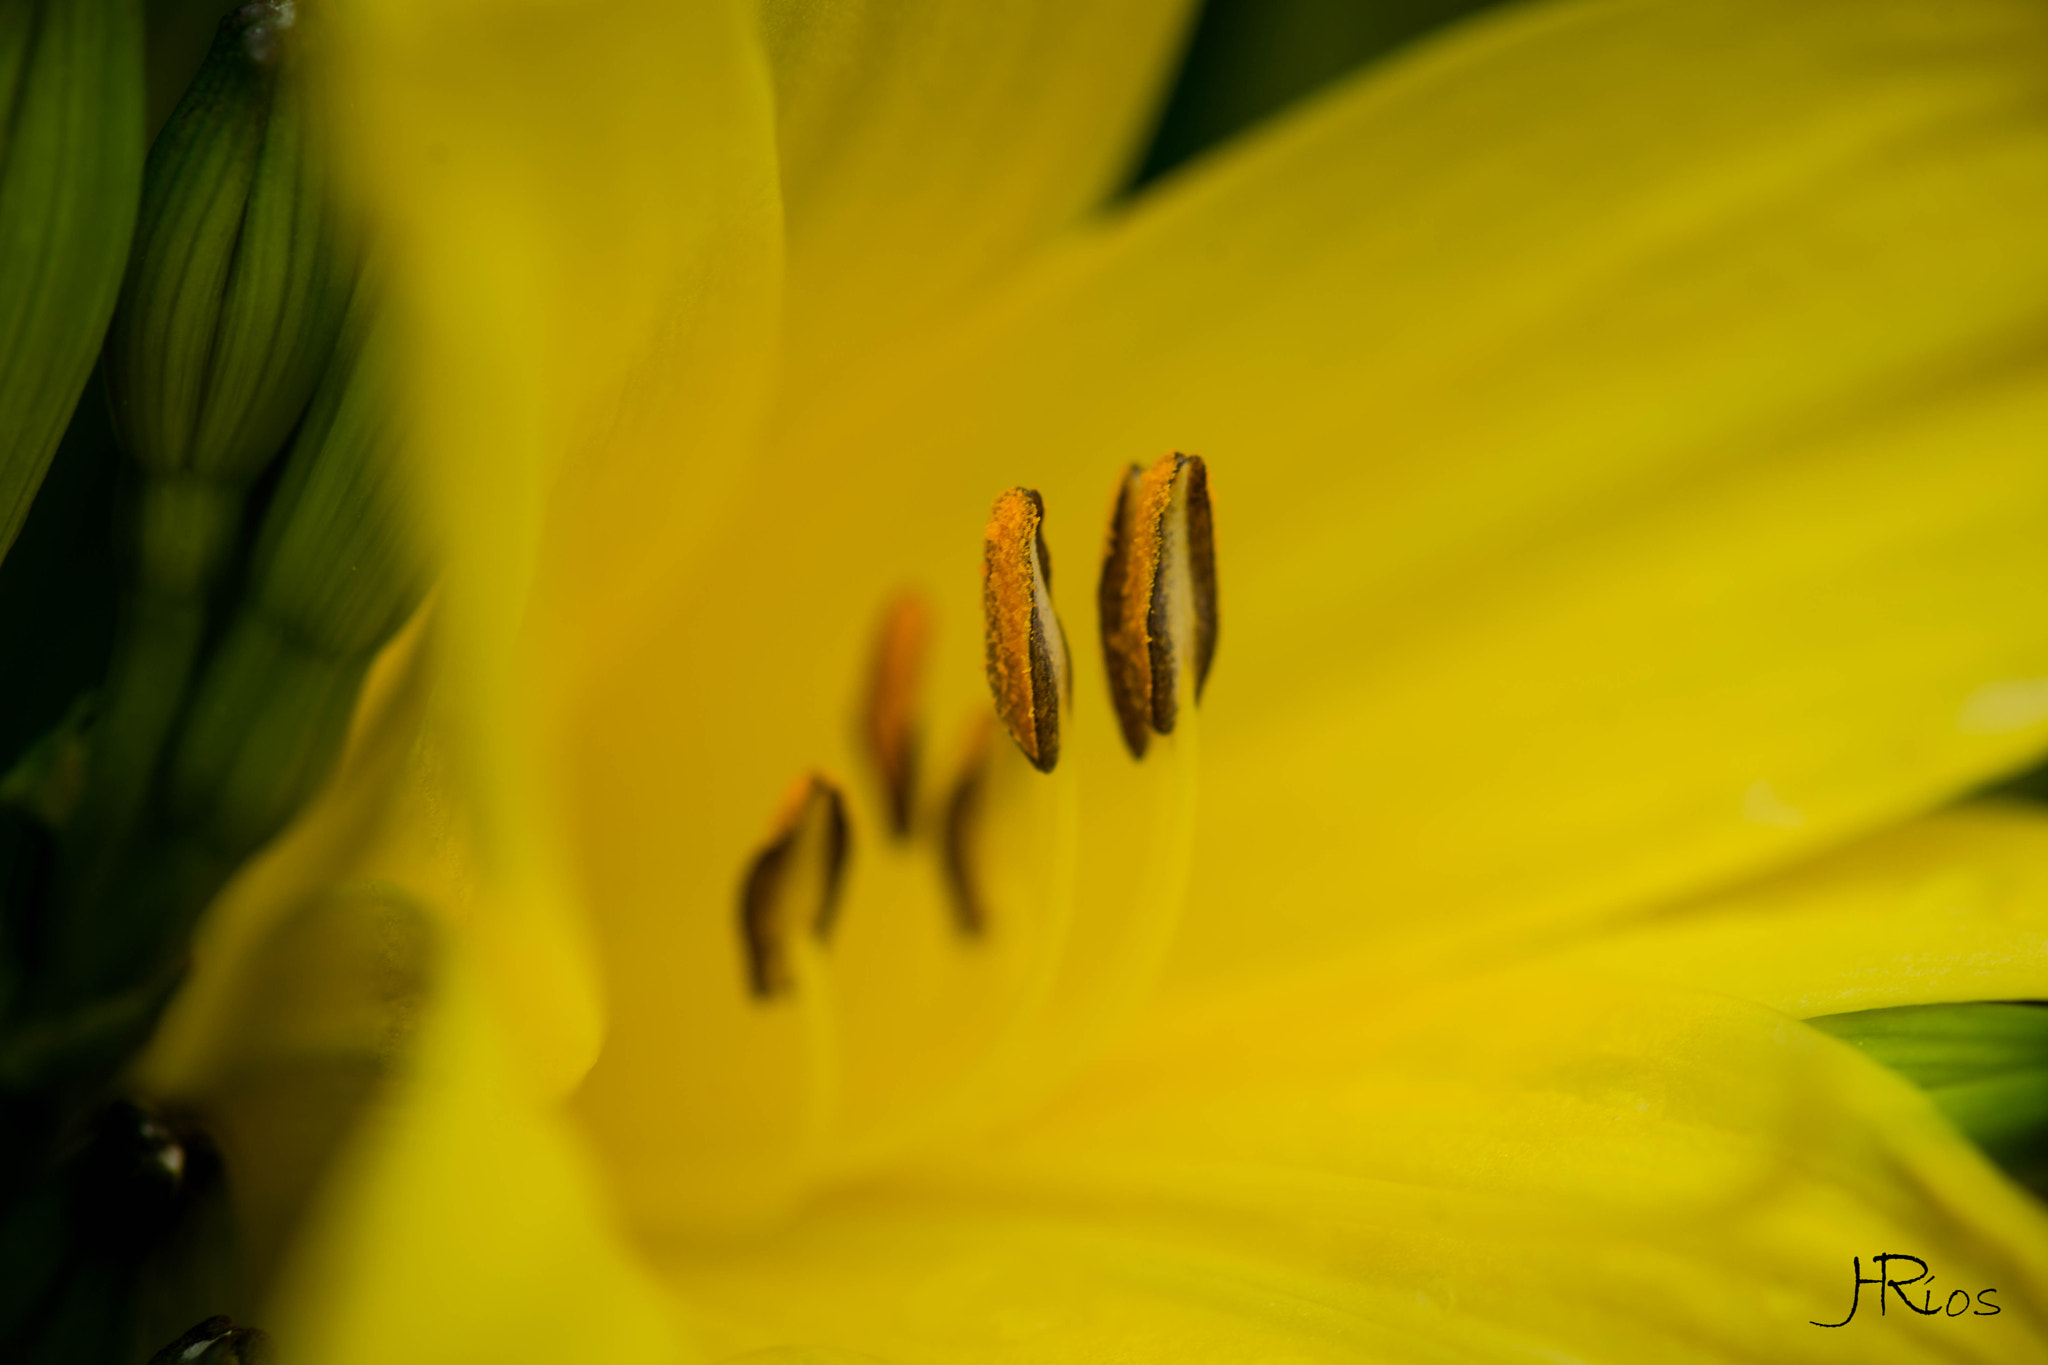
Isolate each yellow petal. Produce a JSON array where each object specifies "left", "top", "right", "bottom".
[
  {"left": 758, "top": 0, "right": 1195, "bottom": 400},
  {"left": 327, "top": 0, "right": 782, "bottom": 670},
  {"left": 765, "top": 0, "right": 2048, "bottom": 991},
  {"left": 133, "top": 614, "right": 674, "bottom": 1343},
  {"left": 320, "top": 0, "right": 786, "bottom": 1095},
  {"left": 263, "top": 935, "right": 687, "bottom": 1365},
  {"left": 664, "top": 974, "right": 2048, "bottom": 1361},
  {"left": 136, "top": 611, "right": 436, "bottom": 1279},
  {"left": 568, "top": 662, "right": 1202, "bottom": 1231},
  {"left": 139, "top": 606, "right": 433, "bottom": 1101},
  {"left": 1536, "top": 801, "right": 2048, "bottom": 1018}
]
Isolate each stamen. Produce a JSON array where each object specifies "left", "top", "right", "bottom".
[
  {"left": 863, "top": 592, "right": 930, "bottom": 838},
  {"left": 940, "top": 713, "right": 995, "bottom": 936},
  {"left": 1098, "top": 452, "right": 1218, "bottom": 757},
  {"left": 1099, "top": 466, "right": 1150, "bottom": 757},
  {"left": 982, "top": 487, "right": 1070, "bottom": 773},
  {"left": 738, "top": 774, "right": 851, "bottom": 999}
]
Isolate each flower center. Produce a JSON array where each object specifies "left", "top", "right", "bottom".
[
  {"left": 735, "top": 453, "right": 1218, "bottom": 1009},
  {"left": 574, "top": 454, "right": 1218, "bottom": 1234}
]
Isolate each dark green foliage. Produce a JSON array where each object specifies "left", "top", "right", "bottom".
[{"left": 1815, "top": 1002, "right": 2048, "bottom": 1197}]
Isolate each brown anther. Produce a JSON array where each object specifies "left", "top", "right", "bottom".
[
  {"left": 148, "top": 1316, "right": 274, "bottom": 1365},
  {"left": 982, "top": 487, "right": 1070, "bottom": 773},
  {"left": 738, "top": 774, "right": 851, "bottom": 999},
  {"left": 1098, "top": 452, "right": 1218, "bottom": 758},
  {"left": 940, "top": 713, "right": 995, "bottom": 936},
  {"left": 1099, "top": 466, "right": 1150, "bottom": 758},
  {"left": 863, "top": 592, "right": 931, "bottom": 837}
]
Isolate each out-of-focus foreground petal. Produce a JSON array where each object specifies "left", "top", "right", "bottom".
[
  {"left": 664, "top": 974, "right": 2048, "bottom": 1361},
  {"left": 755, "top": 0, "right": 2048, "bottom": 992},
  {"left": 318, "top": 0, "right": 785, "bottom": 1087},
  {"left": 259, "top": 939, "right": 685, "bottom": 1365},
  {"left": 1537, "top": 801, "right": 2048, "bottom": 1018},
  {"left": 758, "top": 0, "right": 1195, "bottom": 398},
  {"left": 328, "top": 0, "right": 782, "bottom": 671},
  {"left": 132, "top": 610, "right": 433, "bottom": 1271},
  {"left": 138, "top": 622, "right": 685, "bottom": 1360}
]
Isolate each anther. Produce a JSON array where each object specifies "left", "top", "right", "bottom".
[
  {"left": 863, "top": 592, "right": 930, "bottom": 838},
  {"left": 941, "top": 714, "right": 995, "bottom": 936},
  {"left": 738, "top": 774, "right": 851, "bottom": 999},
  {"left": 982, "top": 487, "right": 1070, "bottom": 773},
  {"left": 148, "top": 1315, "right": 273, "bottom": 1364},
  {"left": 1098, "top": 452, "right": 1218, "bottom": 758}
]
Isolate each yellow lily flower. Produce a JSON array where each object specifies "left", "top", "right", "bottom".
[{"left": 138, "top": 0, "right": 2048, "bottom": 1360}]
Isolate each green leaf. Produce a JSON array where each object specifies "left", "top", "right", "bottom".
[
  {"left": 0, "top": 0, "right": 144, "bottom": 565},
  {"left": 1131, "top": 0, "right": 1507, "bottom": 188},
  {"left": 1814, "top": 1002, "right": 2048, "bottom": 1195}
]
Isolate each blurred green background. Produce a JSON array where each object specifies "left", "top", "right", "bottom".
[{"left": 1134, "top": 0, "right": 1503, "bottom": 185}]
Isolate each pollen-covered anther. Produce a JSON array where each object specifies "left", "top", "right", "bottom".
[
  {"left": 1099, "top": 452, "right": 1218, "bottom": 759},
  {"left": 863, "top": 592, "right": 930, "bottom": 838},
  {"left": 738, "top": 774, "right": 851, "bottom": 999},
  {"left": 982, "top": 487, "right": 1070, "bottom": 773}
]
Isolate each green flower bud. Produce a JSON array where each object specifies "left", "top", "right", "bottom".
[
  {"left": 243, "top": 292, "right": 418, "bottom": 661},
  {"left": 1814, "top": 1002, "right": 2048, "bottom": 1193},
  {"left": 104, "top": 0, "right": 353, "bottom": 488},
  {"left": 168, "top": 286, "right": 422, "bottom": 856},
  {"left": 65, "top": 2, "right": 356, "bottom": 898},
  {"left": 43, "top": 282, "right": 415, "bottom": 998},
  {"left": 0, "top": 0, "right": 143, "bottom": 563}
]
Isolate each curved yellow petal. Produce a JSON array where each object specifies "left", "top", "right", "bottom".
[
  {"left": 765, "top": 0, "right": 2048, "bottom": 991},
  {"left": 1536, "top": 801, "right": 2048, "bottom": 1018},
  {"left": 263, "top": 937, "right": 687, "bottom": 1365},
  {"left": 758, "top": 0, "right": 1195, "bottom": 399},
  {"left": 665, "top": 974, "right": 2048, "bottom": 1362},
  {"left": 132, "top": 608, "right": 438, "bottom": 1281},
  {"left": 327, "top": 0, "right": 782, "bottom": 674},
  {"left": 320, "top": 0, "right": 786, "bottom": 1097},
  {"left": 139, "top": 606, "right": 433, "bottom": 1102},
  {"left": 133, "top": 616, "right": 677, "bottom": 1347}
]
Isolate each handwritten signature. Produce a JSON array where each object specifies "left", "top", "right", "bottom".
[{"left": 1811, "top": 1254, "right": 1999, "bottom": 1327}]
